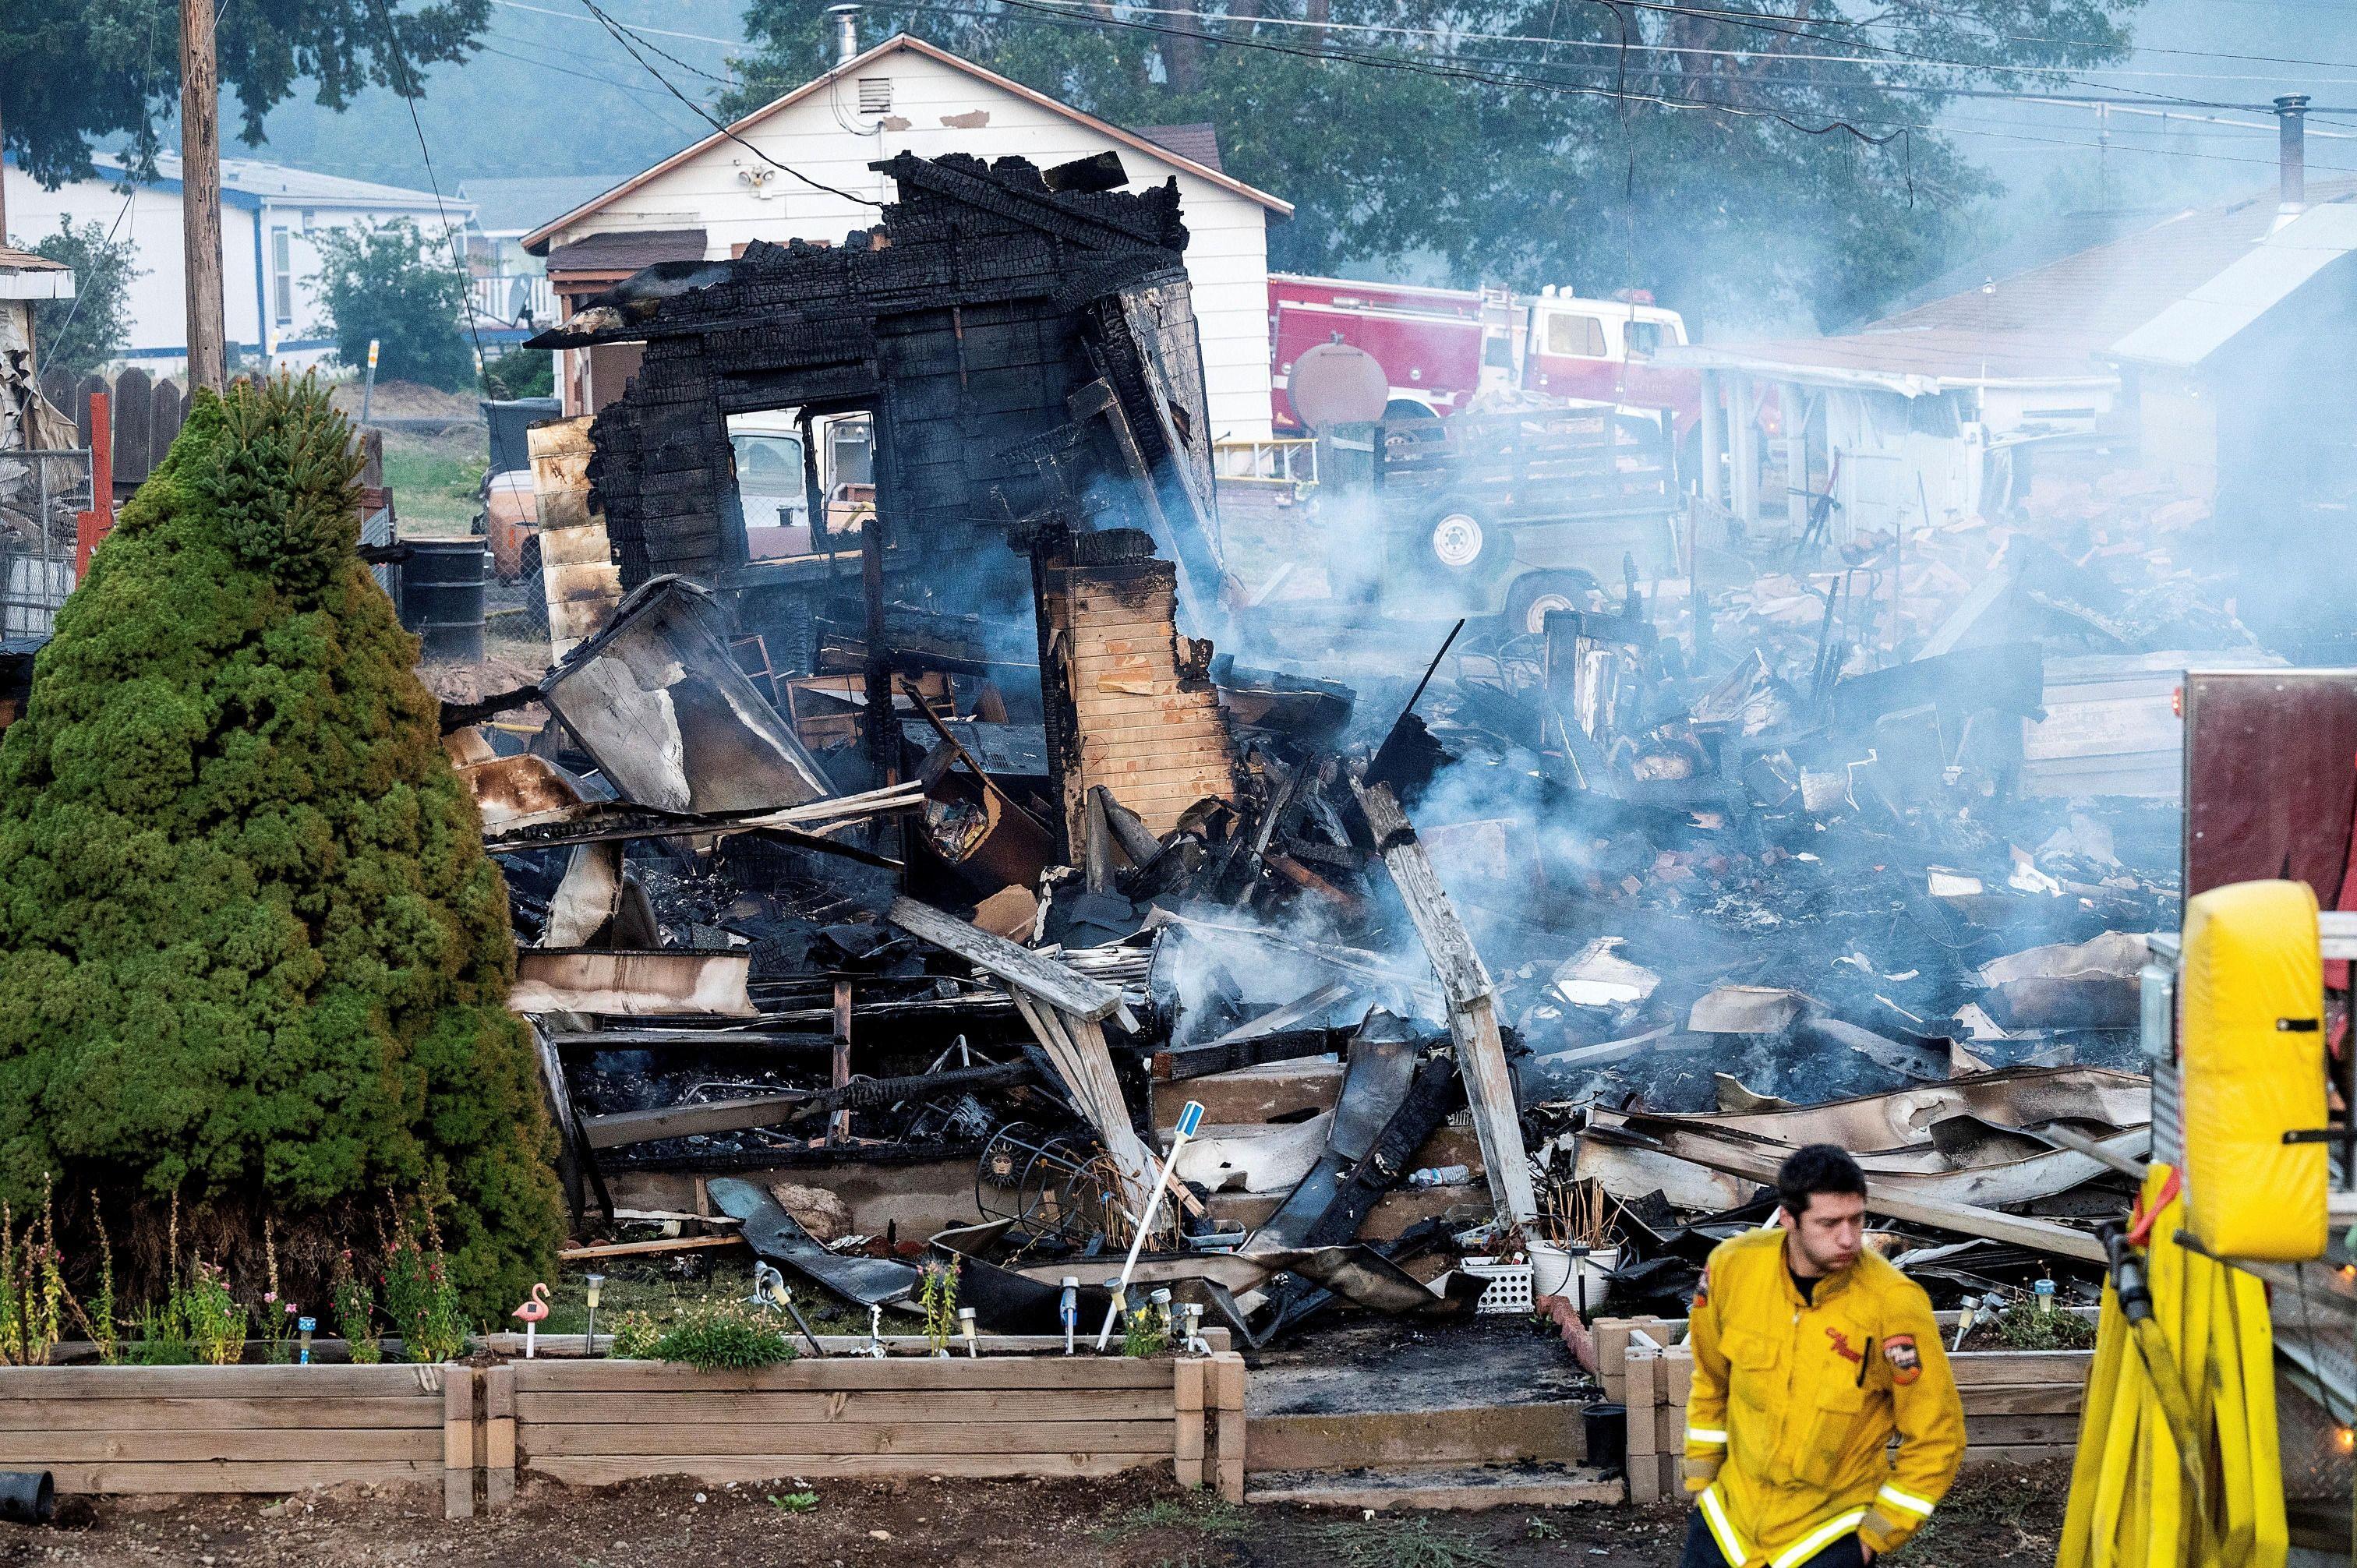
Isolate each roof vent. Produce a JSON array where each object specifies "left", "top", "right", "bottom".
[{"left": 857, "top": 77, "right": 892, "bottom": 115}]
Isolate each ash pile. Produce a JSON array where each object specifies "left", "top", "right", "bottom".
[{"left": 440, "top": 148, "right": 2195, "bottom": 1351}]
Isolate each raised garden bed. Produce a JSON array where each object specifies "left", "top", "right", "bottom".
[
  {"left": 0, "top": 1348, "right": 1248, "bottom": 1513},
  {"left": 0, "top": 1364, "right": 462, "bottom": 1503},
  {"left": 493, "top": 1350, "right": 1246, "bottom": 1503}
]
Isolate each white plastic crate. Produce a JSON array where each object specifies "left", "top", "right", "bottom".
[{"left": 1460, "top": 1255, "right": 1534, "bottom": 1315}]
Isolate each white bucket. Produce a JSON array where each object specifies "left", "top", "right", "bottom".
[{"left": 1528, "top": 1242, "right": 1619, "bottom": 1313}]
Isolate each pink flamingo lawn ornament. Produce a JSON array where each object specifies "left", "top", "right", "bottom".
[{"left": 513, "top": 1282, "right": 551, "bottom": 1358}]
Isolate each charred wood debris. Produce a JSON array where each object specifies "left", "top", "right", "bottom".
[{"left": 443, "top": 151, "right": 2198, "bottom": 1354}]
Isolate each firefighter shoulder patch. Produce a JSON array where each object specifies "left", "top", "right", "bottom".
[{"left": 1883, "top": 1333, "right": 1923, "bottom": 1386}]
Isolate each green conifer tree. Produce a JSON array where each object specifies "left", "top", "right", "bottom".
[{"left": 0, "top": 376, "right": 560, "bottom": 1315}]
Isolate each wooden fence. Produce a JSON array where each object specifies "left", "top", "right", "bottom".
[
  {"left": 0, "top": 1351, "right": 1246, "bottom": 1515},
  {"left": 1605, "top": 1317, "right": 2094, "bottom": 1503}
]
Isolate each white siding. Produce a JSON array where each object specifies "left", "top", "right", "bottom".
[
  {"left": 543, "top": 48, "right": 1277, "bottom": 438},
  {"left": 5, "top": 164, "right": 461, "bottom": 376}
]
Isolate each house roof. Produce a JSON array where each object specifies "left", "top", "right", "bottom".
[
  {"left": 1136, "top": 123, "right": 1223, "bottom": 175},
  {"left": 544, "top": 228, "right": 710, "bottom": 277},
  {"left": 1663, "top": 176, "right": 2357, "bottom": 394},
  {"left": 522, "top": 34, "right": 1289, "bottom": 254},
  {"left": 90, "top": 150, "right": 471, "bottom": 213},
  {"left": 2111, "top": 200, "right": 2357, "bottom": 369},
  {"left": 0, "top": 245, "right": 72, "bottom": 302},
  {"left": 461, "top": 175, "right": 633, "bottom": 238}
]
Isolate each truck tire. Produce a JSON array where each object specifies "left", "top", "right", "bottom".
[
  {"left": 1503, "top": 569, "right": 1605, "bottom": 638},
  {"left": 1423, "top": 502, "right": 1508, "bottom": 581}
]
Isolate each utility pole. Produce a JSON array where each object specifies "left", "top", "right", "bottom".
[
  {"left": 181, "top": 0, "right": 227, "bottom": 393},
  {"left": 1, "top": 93, "right": 10, "bottom": 242}
]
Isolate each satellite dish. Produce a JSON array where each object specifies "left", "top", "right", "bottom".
[{"left": 1288, "top": 341, "right": 1390, "bottom": 432}]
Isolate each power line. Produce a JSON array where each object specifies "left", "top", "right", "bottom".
[
  {"left": 476, "top": 32, "right": 723, "bottom": 108},
  {"left": 575, "top": 0, "right": 882, "bottom": 205},
  {"left": 367, "top": 0, "right": 492, "bottom": 391},
  {"left": 887, "top": 1, "right": 2357, "bottom": 174},
  {"left": 486, "top": 0, "right": 740, "bottom": 50},
  {"left": 981, "top": 0, "right": 1909, "bottom": 142},
  {"left": 974, "top": 0, "right": 2357, "bottom": 92}
]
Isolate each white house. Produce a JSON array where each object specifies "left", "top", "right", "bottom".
[
  {"left": 523, "top": 32, "right": 1291, "bottom": 440},
  {"left": 2, "top": 153, "right": 470, "bottom": 376}
]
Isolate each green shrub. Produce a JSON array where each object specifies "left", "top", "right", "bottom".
[
  {"left": 649, "top": 1298, "right": 797, "bottom": 1371},
  {"left": 0, "top": 375, "right": 562, "bottom": 1319}
]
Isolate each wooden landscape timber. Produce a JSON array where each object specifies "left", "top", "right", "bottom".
[
  {"left": 0, "top": 1363, "right": 465, "bottom": 1512},
  {"left": 493, "top": 1351, "right": 1248, "bottom": 1503},
  {"left": 0, "top": 1350, "right": 1250, "bottom": 1510}
]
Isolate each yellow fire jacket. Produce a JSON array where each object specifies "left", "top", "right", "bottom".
[{"left": 1684, "top": 1227, "right": 1965, "bottom": 1566}]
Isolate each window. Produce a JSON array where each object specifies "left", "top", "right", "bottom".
[
  {"left": 270, "top": 227, "right": 294, "bottom": 325},
  {"left": 1624, "top": 320, "right": 1666, "bottom": 358},
  {"left": 1482, "top": 331, "right": 1514, "bottom": 369},
  {"left": 1544, "top": 313, "right": 1606, "bottom": 357},
  {"left": 857, "top": 76, "right": 893, "bottom": 114}
]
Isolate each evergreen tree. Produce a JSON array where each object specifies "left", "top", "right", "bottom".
[{"left": 0, "top": 375, "right": 560, "bottom": 1315}]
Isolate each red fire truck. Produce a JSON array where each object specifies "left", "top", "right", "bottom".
[{"left": 1267, "top": 273, "right": 1700, "bottom": 433}]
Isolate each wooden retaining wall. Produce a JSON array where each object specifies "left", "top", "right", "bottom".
[
  {"left": 0, "top": 1351, "right": 1246, "bottom": 1513},
  {"left": 1617, "top": 1334, "right": 2094, "bottom": 1503},
  {"left": 0, "top": 1364, "right": 458, "bottom": 1503},
  {"left": 495, "top": 1351, "right": 1248, "bottom": 1503}
]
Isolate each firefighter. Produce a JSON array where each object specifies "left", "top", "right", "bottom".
[{"left": 1679, "top": 1145, "right": 1965, "bottom": 1568}]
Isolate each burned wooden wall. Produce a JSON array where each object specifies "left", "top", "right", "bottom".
[
  {"left": 534, "top": 152, "right": 1201, "bottom": 641},
  {"left": 1037, "top": 528, "right": 1241, "bottom": 843}
]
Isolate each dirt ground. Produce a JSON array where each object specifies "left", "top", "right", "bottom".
[{"left": 1, "top": 1463, "right": 2070, "bottom": 1567}]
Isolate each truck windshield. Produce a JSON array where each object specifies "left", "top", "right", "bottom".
[{"left": 1624, "top": 320, "right": 1667, "bottom": 358}]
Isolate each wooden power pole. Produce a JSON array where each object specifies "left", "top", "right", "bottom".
[{"left": 180, "top": 0, "right": 227, "bottom": 393}]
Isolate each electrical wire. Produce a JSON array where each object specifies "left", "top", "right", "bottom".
[
  {"left": 884, "top": 0, "right": 2357, "bottom": 174},
  {"left": 577, "top": 0, "right": 883, "bottom": 205},
  {"left": 981, "top": 0, "right": 1907, "bottom": 142},
  {"left": 487, "top": 0, "right": 740, "bottom": 50},
  {"left": 366, "top": 0, "right": 492, "bottom": 392}
]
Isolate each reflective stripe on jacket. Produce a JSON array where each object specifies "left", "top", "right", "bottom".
[{"left": 1682, "top": 1226, "right": 1964, "bottom": 1564}]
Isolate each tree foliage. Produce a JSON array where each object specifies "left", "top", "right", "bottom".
[
  {"left": 312, "top": 218, "right": 475, "bottom": 393},
  {"left": 0, "top": 0, "right": 489, "bottom": 191},
  {"left": 14, "top": 217, "right": 143, "bottom": 383},
  {"left": 0, "top": 376, "right": 560, "bottom": 1316},
  {"left": 727, "top": 0, "right": 2143, "bottom": 327}
]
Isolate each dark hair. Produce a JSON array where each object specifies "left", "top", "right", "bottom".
[{"left": 1778, "top": 1144, "right": 1867, "bottom": 1218}]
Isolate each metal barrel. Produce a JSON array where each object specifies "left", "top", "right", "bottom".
[
  {"left": 0, "top": 1471, "right": 54, "bottom": 1525},
  {"left": 399, "top": 538, "right": 489, "bottom": 662}
]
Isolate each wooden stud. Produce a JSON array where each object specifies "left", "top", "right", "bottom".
[
  {"left": 831, "top": 979, "right": 854, "bottom": 1144},
  {"left": 1354, "top": 782, "right": 1539, "bottom": 1227},
  {"left": 443, "top": 1368, "right": 475, "bottom": 1520}
]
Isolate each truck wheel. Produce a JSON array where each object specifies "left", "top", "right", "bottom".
[
  {"left": 1426, "top": 503, "right": 1505, "bottom": 578},
  {"left": 1504, "top": 570, "right": 1604, "bottom": 637}
]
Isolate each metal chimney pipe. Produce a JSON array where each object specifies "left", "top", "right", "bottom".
[
  {"left": 2276, "top": 94, "right": 2309, "bottom": 210},
  {"left": 828, "top": 4, "right": 861, "bottom": 66}
]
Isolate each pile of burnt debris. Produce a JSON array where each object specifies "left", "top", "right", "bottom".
[
  {"left": 432, "top": 150, "right": 2190, "bottom": 1352},
  {"left": 438, "top": 512, "right": 2177, "bottom": 1348}
]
